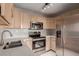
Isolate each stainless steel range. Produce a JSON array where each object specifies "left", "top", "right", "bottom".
[{"left": 29, "top": 32, "right": 46, "bottom": 51}]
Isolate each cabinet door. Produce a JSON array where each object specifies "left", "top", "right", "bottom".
[
  {"left": 46, "top": 37, "right": 51, "bottom": 51},
  {"left": 21, "top": 12, "right": 31, "bottom": 29},
  {"left": 50, "top": 37, "right": 56, "bottom": 51},
  {"left": 26, "top": 38, "right": 32, "bottom": 50},
  {"left": 47, "top": 19, "right": 56, "bottom": 29},
  {"left": 1, "top": 3, "right": 13, "bottom": 20},
  {"left": 1, "top": 3, "right": 14, "bottom": 28},
  {"left": 13, "top": 8, "right": 21, "bottom": 28},
  {"left": 44, "top": 18, "right": 56, "bottom": 29}
]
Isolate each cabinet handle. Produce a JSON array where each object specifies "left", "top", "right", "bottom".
[{"left": 11, "top": 7, "right": 13, "bottom": 18}]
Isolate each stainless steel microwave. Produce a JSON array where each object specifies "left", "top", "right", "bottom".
[{"left": 30, "top": 22, "right": 43, "bottom": 30}]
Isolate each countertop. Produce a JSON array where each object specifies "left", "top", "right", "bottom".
[
  {"left": 46, "top": 35, "right": 56, "bottom": 40},
  {"left": 0, "top": 39, "right": 34, "bottom": 56}
]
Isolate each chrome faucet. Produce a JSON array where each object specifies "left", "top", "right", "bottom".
[{"left": 0, "top": 30, "right": 13, "bottom": 46}]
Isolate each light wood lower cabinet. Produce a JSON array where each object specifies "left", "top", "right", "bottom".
[
  {"left": 46, "top": 36, "right": 51, "bottom": 51},
  {"left": 46, "top": 36, "right": 56, "bottom": 51},
  {"left": 50, "top": 38, "right": 56, "bottom": 51},
  {"left": 26, "top": 38, "right": 32, "bottom": 50}
]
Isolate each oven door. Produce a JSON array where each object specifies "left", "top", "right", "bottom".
[{"left": 32, "top": 39, "right": 46, "bottom": 49}]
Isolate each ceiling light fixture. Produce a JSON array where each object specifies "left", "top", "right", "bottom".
[
  {"left": 42, "top": 3, "right": 53, "bottom": 12},
  {"left": 42, "top": 3, "right": 50, "bottom": 9}
]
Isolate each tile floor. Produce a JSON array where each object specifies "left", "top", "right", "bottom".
[
  {"left": 40, "top": 49, "right": 79, "bottom": 56},
  {"left": 64, "top": 49, "right": 79, "bottom": 56},
  {"left": 40, "top": 51, "right": 56, "bottom": 56},
  {"left": 55, "top": 48, "right": 79, "bottom": 56},
  {"left": 34, "top": 48, "right": 79, "bottom": 56}
]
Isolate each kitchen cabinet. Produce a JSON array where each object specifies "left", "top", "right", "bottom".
[
  {"left": 46, "top": 36, "right": 56, "bottom": 51},
  {"left": 1, "top": 3, "right": 14, "bottom": 28},
  {"left": 1, "top": 4, "right": 23, "bottom": 28},
  {"left": 20, "top": 13, "right": 56, "bottom": 29},
  {"left": 46, "top": 36, "right": 51, "bottom": 51},
  {"left": 31, "top": 16, "right": 45, "bottom": 22},
  {"left": 26, "top": 38, "right": 32, "bottom": 50},
  {"left": 56, "top": 17, "right": 64, "bottom": 26},
  {"left": 0, "top": 16, "right": 9, "bottom": 25},
  {"left": 13, "top": 8, "right": 22, "bottom": 28},
  {"left": 44, "top": 18, "right": 56, "bottom": 29},
  {"left": 21, "top": 12, "right": 31, "bottom": 29},
  {"left": 50, "top": 36, "right": 56, "bottom": 51},
  {"left": 1, "top": 3, "right": 13, "bottom": 20}
]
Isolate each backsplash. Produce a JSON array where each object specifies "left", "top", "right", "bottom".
[
  {"left": 0, "top": 29, "right": 55, "bottom": 43},
  {"left": 0, "top": 29, "right": 46, "bottom": 41},
  {"left": 46, "top": 29, "right": 56, "bottom": 36}
]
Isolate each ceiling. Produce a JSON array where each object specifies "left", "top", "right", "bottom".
[{"left": 14, "top": 3, "right": 79, "bottom": 17}]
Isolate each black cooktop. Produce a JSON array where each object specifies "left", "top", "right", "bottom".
[{"left": 31, "top": 36, "right": 46, "bottom": 39}]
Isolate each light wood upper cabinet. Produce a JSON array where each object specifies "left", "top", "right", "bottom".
[
  {"left": 44, "top": 18, "right": 56, "bottom": 29},
  {"left": 1, "top": 3, "right": 13, "bottom": 23},
  {"left": 21, "top": 12, "right": 31, "bottom": 29},
  {"left": 13, "top": 8, "right": 22, "bottom": 28},
  {"left": 0, "top": 3, "right": 14, "bottom": 28},
  {"left": 1, "top": 3, "right": 22, "bottom": 28}
]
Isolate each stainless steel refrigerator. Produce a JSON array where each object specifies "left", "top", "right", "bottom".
[{"left": 56, "top": 14, "right": 79, "bottom": 56}]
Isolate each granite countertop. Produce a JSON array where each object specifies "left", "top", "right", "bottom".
[
  {"left": 3, "top": 37, "right": 29, "bottom": 40},
  {"left": 0, "top": 39, "right": 34, "bottom": 56},
  {"left": 46, "top": 35, "right": 56, "bottom": 38}
]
